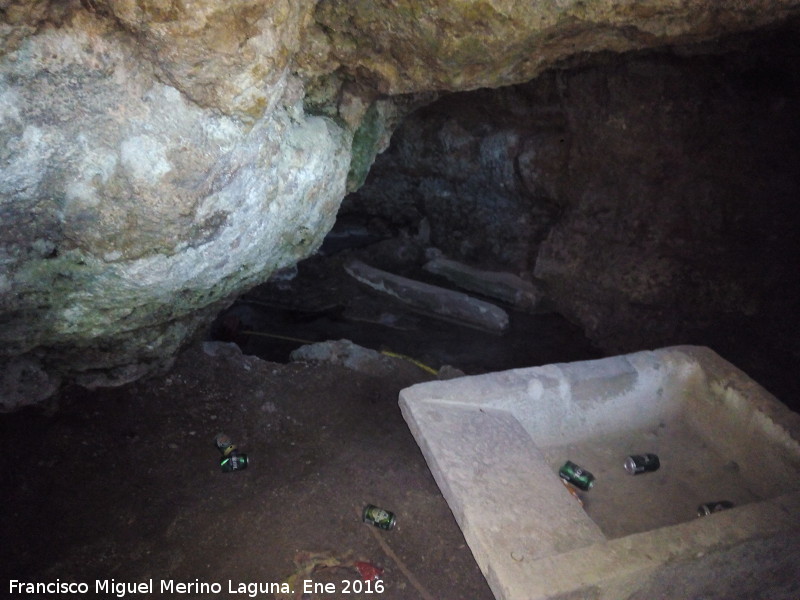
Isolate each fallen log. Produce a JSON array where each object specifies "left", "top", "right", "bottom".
[{"left": 344, "top": 260, "right": 509, "bottom": 333}]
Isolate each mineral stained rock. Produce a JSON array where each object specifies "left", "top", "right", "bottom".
[
  {"left": 300, "top": 0, "right": 800, "bottom": 94},
  {"left": 0, "top": 10, "right": 350, "bottom": 409},
  {"left": 2, "top": 0, "right": 800, "bottom": 407}
]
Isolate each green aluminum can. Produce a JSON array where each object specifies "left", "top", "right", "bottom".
[
  {"left": 559, "top": 460, "right": 595, "bottom": 491},
  {"left": 220, "top": 452, "right": 248, "bottom": 473},
  {"left": 362, "top": 504, "right": 396, "bottom": 530}
]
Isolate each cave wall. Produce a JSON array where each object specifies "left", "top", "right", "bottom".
[
  {"left": 0, "top": 8, "right": 352, "bottom": 409},
  {"left": 3, "top": 0, "right": 800, "bottom": 408},
  {"left": 301, "top": 0, "right": 800, "bottom": 95},
  {"left": 345, "top": 80, "right": 569, "bottom": 269},
  {"left": 537, "top": 35, "right": 800, "bottom": 353},
  {"left": 346, "top": 26, "right": 800, "bottom": 357}
]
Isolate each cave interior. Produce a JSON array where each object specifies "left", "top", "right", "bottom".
[
  {"left": 2, "top": 13, "right": 800, "bottom": 600},
  {"left": 226, "top": 21, "right": 800, "bottom": 414}
]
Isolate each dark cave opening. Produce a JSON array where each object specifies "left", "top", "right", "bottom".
[{"left": 214, "top": 23, "right": 800, "bottom": 413}]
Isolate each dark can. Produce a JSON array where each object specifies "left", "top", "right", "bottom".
[
  {"left": 697, "top": 501, "right": 734, "bottom": 517},
  {"left": 362, "top": 504, "right": 396, "bottom": 530},
  {"left": 624, "top": 453, "right": 660, "bottom": 475},
  {"left": 558, "top": 460, "right": 595, "bottom": 491},
  {"left": 214, "top": 433, "right": 237, "bottom": 457},
  {"left": 220, "top": 452, "right": 248, "bottom": 472}
]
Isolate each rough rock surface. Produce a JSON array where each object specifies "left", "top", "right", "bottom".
[
  {"left": 533, "top": 37, "right": 800, "bottom": 351},
  {"left": 348, "top": 27, "right": 800, "bottom": 354},
  {"left": 0, "top": 9, "right": 350, "bottom": 409},
  {"left": 300, "top": 0, "right": 800, "bottom": 95},
  {"left": 1, "top": 0, "right": 315, "bottom": 120},
  {"left": 289, "top": 338, "right": 398, "bottom": 376},
  {"left": 2, "top": 0, "right": 800, "bottom": 407}
]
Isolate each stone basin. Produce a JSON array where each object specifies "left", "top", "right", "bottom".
[{"left": 399, "top": 346, "right": 800, "bottom": 600}]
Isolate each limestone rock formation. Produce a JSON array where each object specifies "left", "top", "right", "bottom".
[
  {"left": 532, "top": 39, "right": 800, "bottom": 351},
  {"left": 299, "top": 0, "right": 800, "bottom": 94},
  {"left": 347, "top": 28, "right": 800, "bottom": 354},
  {"left": 1, "top": 8, "right": 350, "bottom": 409},
  {"left": 2, "top": 0, "right": 800, "bottom": 408}
]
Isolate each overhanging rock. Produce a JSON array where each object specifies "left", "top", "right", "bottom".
[
  {"left": 0, "top": 11, "right": 350, "bottom": 409},
  {"left": 3, "top": 1, "right": 800, "bottom": 405}
]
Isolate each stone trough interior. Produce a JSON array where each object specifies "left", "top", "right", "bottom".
[
  {"left": 541, "top": 416, "right": 763, "bottom": 540},
  {"left": 526, "top": 350, "right": 798, "bottom": 539}
]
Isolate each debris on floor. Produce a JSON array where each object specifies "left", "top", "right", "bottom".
[
  {"left": 344, "top": 259, "right": 510, "bottom": 333},
  {"left": 275, "top": 551, "right": 386, "bottom": 600},
  {"left": 289, "top": 339, "right": 399, "bottom": 375},
  {"left": 358, "top": 506, "right": 437, "bottom": 600},
  {"left": 423, "top": 251, "right": 543, "bottom": 311},
  {"left": 697, "top": 500, "right": 735, "bottom": 517},
  {"left": 624, "top": 453, "right": 660, "bottom": 475},
  {"left": 0, "top": 341, "right": 499, "bottom": 600},
  {"left": 214, "top": 432, "right": 248, "bottom": 472},
  {"left": 379, "top": 350, "right": 439, "bottom": 376},
  {"left": 558, "top": 460, "right": 595, "bottom": 491},
  {"left": 561, "top": 479, "right": 584, "bottom": 506},
  {"left": 207, "top": 240, "right": 601, "bottom": 376},
  {"left": 362, "top": 504, "right": 397, "bottom": 530},
  {"left": 354, "top": 560, "right": 384, "bottom": 581}
]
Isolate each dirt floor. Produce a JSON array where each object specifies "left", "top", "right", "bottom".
[
  {"left": 1, "top": 339, "right": 501, "bottom": 599},
  {"left": 2, "top": 238, "right": 797, "bottom": 600},
  {"left": 0, "top": 241, "right": 600, "bottom": 600}
]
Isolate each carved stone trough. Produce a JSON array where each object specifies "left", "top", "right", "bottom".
[{"left": 399, "top": 346, "right": 800, "bottom": 600}]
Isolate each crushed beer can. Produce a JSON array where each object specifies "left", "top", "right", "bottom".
[
  {"left": 220, "top": 452, "right": 248, "bottom": 472},
  {"left": 214, "top": 433, "right": 248, "bottom": 472}
]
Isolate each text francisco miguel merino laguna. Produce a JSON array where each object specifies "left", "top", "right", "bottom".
[{"left": 9, "top": 579, "right": 296, "bottom": 597}]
